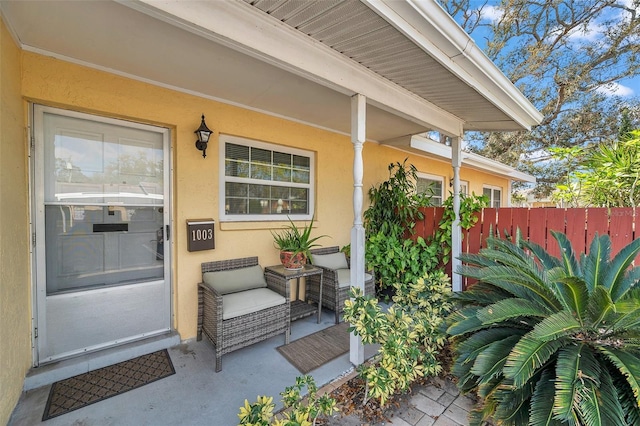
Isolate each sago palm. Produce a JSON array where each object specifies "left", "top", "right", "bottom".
[{"left": 447, "top": 230, "right": 640, "bottom": 425}]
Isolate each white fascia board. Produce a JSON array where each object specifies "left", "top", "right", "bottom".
[
  {"left": 463, "top": 152, "right": 536, "bottom": 183},
  {"left": 126, "top": 0, "right": 464, "bottom": 137},
  {"left": 409, "top": 137, "right": 452, "bottom": 161},
  {"left": 363, "top": 0, "right": 543, "bottom": 130},
  {"left": 407, "top": 135, "right": 536, "bottom": 183}
]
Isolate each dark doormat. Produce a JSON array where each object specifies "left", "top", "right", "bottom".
[
  {"left": 277, "top": 322, "right": 350, "bottom": 374},
  {"left": 42, "top": 349, "right": 175, "bottom": 421}
]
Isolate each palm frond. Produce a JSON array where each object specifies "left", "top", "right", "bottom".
[
  {"left": 504, "top": 335, "right": 566, "bottom": 388},
  {"left": 522, "top": 238, "right": 562, "bottom": 270},
  {"left": 553, "top": 277, "right": 589, "bottom": 325},
  {"left": 609, "top": 294, "right": 640, "bottom": 332},
  {"left": 531, "top": 369, "right": 563, "bottom": 426},
  {"left": 582, "top": 233, "right": 611, "bottom": 294},
  {"left": 450, "top": 282, "right": 512, "bottom": 306},
  {"left": 528, "top": 310, "right": 581, "bottom": 343},
  {"left": 446, "top": 306, "right": 486, "bottom": 336},
  {"left": 576, "top": 379, "right": 605, "bottom": 426},
  {"left": 477, "top": 375, "right": 503, "bottom": 399},
  {"left": 468, "top": 400, "right": 496, "bottom": 426},
  {"left": 574, "top": 368, "right": 626, "bottom": 426},
  {"left": 551, "top": 230, "right": 582, "bottom": 278},
  {"left": 604, "top": 237, "right": 640, "bottom": 296},
  {"left": 493, "top": 375, "right": 536, "bottom": 425},
  {"left": 476, "top": 298, "right": 550, "bottom": 325},
  {"left": 586, "top": 286, "right": 615, "bottom": 328},
  {"left": 610, "top": 366, "right": 640, "bottom": 425},
  {"left": 612, "top": 265, "right": 640, "bottom": 302},
  {"left": 460, "top": 265, "right": 560, "bottom": 310},
  {"left": 471, "top": 335, "right": 520, "bottom": 379},
  {"left": 598, "top": 348, "right": 640, "bottom": 407},
  {"left": 454, "top": 327, "right": 522, "bottom": 370},
  {"left": 553, "top": 344, "right": 599, "bottom": 423}
]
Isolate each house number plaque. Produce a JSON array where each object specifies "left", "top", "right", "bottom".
[{"left": 187, "top": 219, "right": 215, "bottom": 252}]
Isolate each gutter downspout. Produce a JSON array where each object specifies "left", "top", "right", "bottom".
[{"left": 350, "top": 93, "right": 366, "bottom": 365}]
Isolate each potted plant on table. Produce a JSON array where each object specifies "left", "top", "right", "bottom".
[{"left": 271, "top": 217, "right": 327, "bottom": 270}]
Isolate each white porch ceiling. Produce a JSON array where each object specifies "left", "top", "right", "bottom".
[{"left": 1, "top": 0, "right": 541, "bottom": 143}]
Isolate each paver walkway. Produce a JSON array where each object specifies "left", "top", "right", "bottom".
[{"left": 317, "top": 372, "right": 475, "bottom": 426}]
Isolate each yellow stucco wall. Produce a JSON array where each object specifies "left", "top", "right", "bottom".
[
  {"left": 0, "top": 17, "right": 31, "bottom": 425},
  {"left": 17, "top": 52, "right": 513, "bottom": 350}
]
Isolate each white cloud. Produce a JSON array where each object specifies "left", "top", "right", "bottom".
[
  {"left": 596, "top": 82, "right": 635, "bottom": 97},
  {"left": 619, "top": 0, "right": 640, "bottom": 13},
  {"left": 479, "top": 5, "right": 503, "bottom": 23},
  {"left": 567, "top": 21, "right": 605, "bottom": 42}
]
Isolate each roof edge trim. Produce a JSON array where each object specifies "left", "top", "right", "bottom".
[{"left": 363, "top": 0, "right": 543, "bottom": 130}]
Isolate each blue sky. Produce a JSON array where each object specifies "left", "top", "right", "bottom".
[{"left": 454, "top": 0, "right": 640, "bottom": 99}]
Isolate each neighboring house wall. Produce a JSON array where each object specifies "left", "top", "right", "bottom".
[
  {"left": 416, "top": 156, "right": 511, "bottom": 205},
  {"left": 0, "top": 18, "right": 31, "bottom": 426}
]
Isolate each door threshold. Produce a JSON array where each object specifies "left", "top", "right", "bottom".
[{"left": 24, "top": 331, "right": 180, "bottom": 391}]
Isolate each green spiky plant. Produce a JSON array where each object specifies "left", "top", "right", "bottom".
[{"left": 447, "top": 230, "right": 640, "bottom": 426}]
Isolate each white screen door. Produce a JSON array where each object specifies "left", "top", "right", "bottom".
[{"left": 32, "top": 105, "right": 171, "bottom": 364}]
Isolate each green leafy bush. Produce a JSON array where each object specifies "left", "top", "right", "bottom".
[
  {"left": 363, "top": 160, "right": 430, "bottom": 236},
  {"left": 363, "top": 160, "right": 486, "bottom": 295},
  {"left": 366, "top": 223, "right": 439, "bottom": 294},
  {"left": 238, "top": 375, "right": 337, "bottom": 426},
  {"left": 343, "top": 270, "right": 452, "bottom": 406},
  {"left": 447, "top": 231, "right": 640, "bottom": 425},
  {"left": 432, "top": 193, "right": 487, "bottom": 265}
]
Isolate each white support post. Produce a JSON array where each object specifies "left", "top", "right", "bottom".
[
  {"left": 350, "top": 93, "right": 366, "bottom": 366},
  {"left": 451, "top": 136, "right": 463, "bottom": 292}
]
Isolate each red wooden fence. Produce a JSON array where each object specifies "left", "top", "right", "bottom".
[{"left": 414, "top": 207, "right": 639, "bottom": 289}]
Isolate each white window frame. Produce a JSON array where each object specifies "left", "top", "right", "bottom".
[
  {"left": 483, "top": 185, "right": 502, "bottom": 208},
  {"left": 416, "top": 172, "right": 444, "bottom": 206},
  {"left": 461, "top": 180, "right": 469, "bottom": 195},
  {"left": 219, "top": 134, "right": 315, "bottom": 222}
]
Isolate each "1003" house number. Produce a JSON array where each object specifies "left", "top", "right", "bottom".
[{"left": 186, "top": 219, "right": 215, "bottom": 251}]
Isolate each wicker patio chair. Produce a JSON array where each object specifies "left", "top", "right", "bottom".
[
  {"left": 306, "top": 246, "right": 375, "bottom": 324},
  {"left": 197, "top": 256, "right": 290, "bottom": 372}
]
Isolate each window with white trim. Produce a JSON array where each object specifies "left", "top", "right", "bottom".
[
  {"left": 483, "top": 185, "right": 502, "bottom": 208},
  {"left": 450, "top": 179, "right": 468, "bottom": 196},
  {"left": 220, "top": 135, "right": 314, "bottom": 221},
  {"left": 460, "top": 180, "right": 469, "bottom": 195},
  {"left": 416, "top": 173, "right": 444, "bottom": 206}
]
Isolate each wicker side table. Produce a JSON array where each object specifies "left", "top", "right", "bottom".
[{"left": 264, "top": 264, "right": 323, "bottom": 323}]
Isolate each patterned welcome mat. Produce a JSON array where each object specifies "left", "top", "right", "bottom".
[
  {"left": 277, "top": 322, "right": 350, "bottom": 374},
  {"left": 42, "top": 349, "right": 175, "bottom": 421}
]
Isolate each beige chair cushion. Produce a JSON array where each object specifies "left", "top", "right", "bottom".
[
  {"left": 336, "top": 269, "right": 373, "bottom": 288},
  {"left": 312, "top": 252, "right": 348, "bottom": 270},
  {"left": 202, "top": 265, "right": 266, "bottom": 295},
  {"left": 222, "top": 288, "right": 286, "bottom": 320}
]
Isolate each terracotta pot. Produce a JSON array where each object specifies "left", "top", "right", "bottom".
[{"left": 280, "top": 251, "right": 306, "bottom": 270}]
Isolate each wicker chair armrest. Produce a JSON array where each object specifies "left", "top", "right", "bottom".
[
  {"left": 265, "top": 273, "right": 290, "bottom": 301},
  {"left": 198, "top": 282, "right": 224, "bottom": 324}
]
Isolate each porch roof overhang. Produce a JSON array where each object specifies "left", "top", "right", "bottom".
[{"left": 0, "top": 0, "right": 542, "bottom": 143}]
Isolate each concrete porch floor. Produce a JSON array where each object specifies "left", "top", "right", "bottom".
[{"left": 9, "top": 310, "right": 472, "bottom": 426}]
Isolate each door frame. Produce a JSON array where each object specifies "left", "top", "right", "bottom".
[{"left": 29, "top": 104, "right": 174, "bottom": 366}]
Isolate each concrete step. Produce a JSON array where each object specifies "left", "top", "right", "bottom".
[{"left": 23, "top": 331, "right": 181, "bottom": 391}]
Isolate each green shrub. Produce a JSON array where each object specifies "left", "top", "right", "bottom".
[
  {"left": 238, "top": 375, "right": 337, "bottom": 426},
  {"left": 447, "top": 231, "right": 640, "bottom": 425},
  {"left": 431, "top": 192, "right": 487, "bottom": 265},
  {"left": 366, "top": 223, "right": 439, "bottom": 295},
  {"left": 343, "top": 270, "right": 452, "bottom": 406}
]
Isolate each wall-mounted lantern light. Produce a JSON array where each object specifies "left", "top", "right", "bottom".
[{"left": 194, "top": 114, "right": 213, "bottom": 158}]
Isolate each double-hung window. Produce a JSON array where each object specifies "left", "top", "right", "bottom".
[
  {"left": 220, "top": 135, "right": 314, "bottom": 221},
  {"left": 416, "top": 173, "right": 444, "bottom": 206},
  {"left": 483, "top": 185, "right": 502, "bottom": 208}
]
